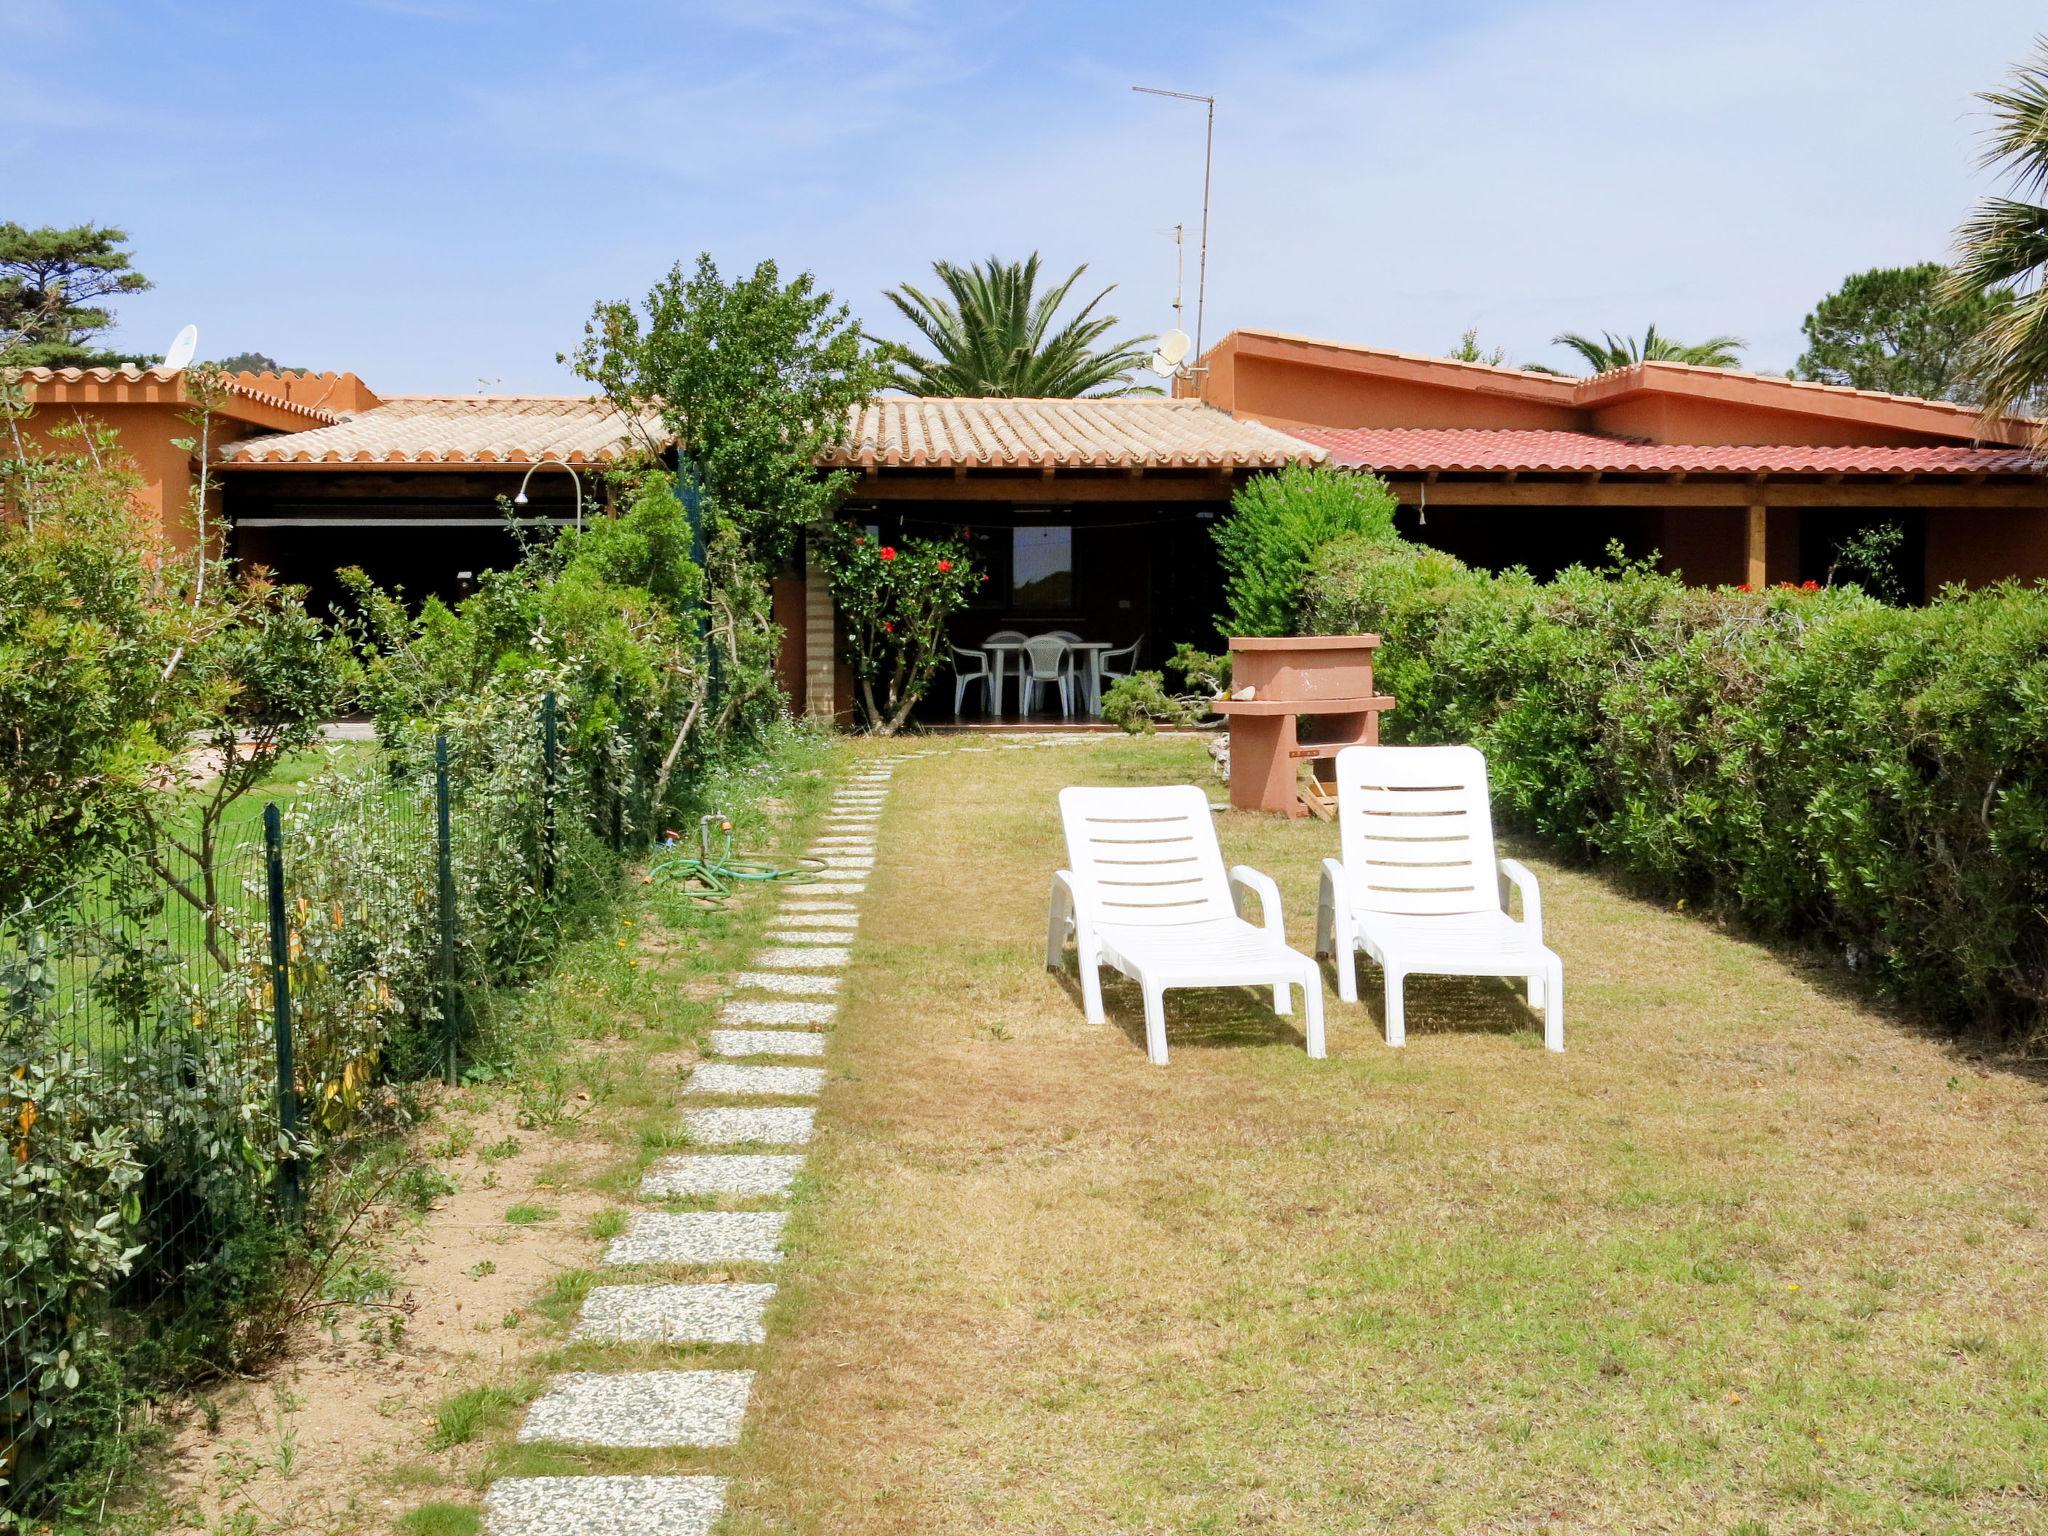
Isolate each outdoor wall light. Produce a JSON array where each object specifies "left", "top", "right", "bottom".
[{"left": 513, "top": 458, "right": 585, "bottom": 530}]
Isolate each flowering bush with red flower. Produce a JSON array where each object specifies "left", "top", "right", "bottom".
[{"left": 814, "top": 524, "right": 978, "bottom": 733}]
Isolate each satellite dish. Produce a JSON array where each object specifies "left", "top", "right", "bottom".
[
  {"left": 1149, "top": 353, "right": 1179, "bottom": 378},
  {"left": 160, "top": 324, "right": 199, "bottom": 372},
  {"left": 1157, "top": 327, "right": 1192, "bottom": 365}
]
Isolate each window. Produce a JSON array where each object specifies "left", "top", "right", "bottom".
[{"left": 1011, "top": 525, "right": 1073, "bottom": 610}]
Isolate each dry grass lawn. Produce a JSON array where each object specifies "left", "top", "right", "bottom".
[{"left": 723, "top": 734, "right": 2047, "bottom": 1536}]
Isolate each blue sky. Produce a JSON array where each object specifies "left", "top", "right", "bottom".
[{"left": 7, "top": 0, "right": 2042, "bottom": 392}]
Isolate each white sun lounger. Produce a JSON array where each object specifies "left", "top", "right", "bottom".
[
  {"left": 1316, "top": 744, "right": 1563, "bottom": 1050},
  {"left": 1046, "top": 784, "right": 1325, "bottom": 1065}
]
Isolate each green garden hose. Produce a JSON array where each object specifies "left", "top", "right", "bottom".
[{"left": 648, "top": 814, "right": 825, "bottom": 908}]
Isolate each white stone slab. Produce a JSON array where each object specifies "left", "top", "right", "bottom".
[
  {"left": 809, "top": 837, "right": 878, "bottom": 848},
  {"left": 485, "top": 1475, "right": 727, "bottom": 1536},
  {"left": 775, "top": 912, "right": 859, "bottom": 928},
  {"left": 683, "top": 1105, "right": 816, "bottom": 1145},
  {"left": 641, "top": 1152, "right": 805, "bottom": 1198},
  {"left": 735, "top": 970, "right": 839, "bottom": 995},
  {"left": 719, "top": 999, "right": 835, "bottom": 1027},
  {"left": 688, "top": 1063, "right": 824, "bottom": 1097},
  {"left": 604, "top": 1209, "right": 786, "bottom": 1265},
  {"left": 708, "top": 1028, "right": 826, "bottom": 1058},
  {"left": 519, "top": 1370, "right": 753, "bottom": 1447},
  {"left": 800, "top": 881, "right": 867, "bottom": 895},
  {"left": 778, "top": 898, "right": 857, "bottom": 911},
  {"left": 575, "top": 1283, "right": 776, "bottom": 1344},
  {"left": 752, "top": 946, "right": 849, "bottom": 968},
  {"left": 763, "top": 930, "right": 854, "bottom": 947},
  {"left": 813, "top": 855, "right": 875, "bottom": 869}
]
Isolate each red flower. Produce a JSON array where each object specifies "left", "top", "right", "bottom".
[
  {"left": 1800, "top": 579, "right": 1820, "bottom": 591},
  {"left": 936, "top": 559, "right": 953, "bottom": 572},
  {"left": 979, "top": 573, "right": 989, "bottom": 583},
  {"left": 879, "top": 546, "right": 897, "bottom": 561},
  {"left": 882, "top": 621, "right": 894, "bottom": 633},
  {"left": 1735, "top": 583, "right": 1751, "bottom": 593}
]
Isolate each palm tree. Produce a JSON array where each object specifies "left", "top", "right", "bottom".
[
  {"left": 1547, "top": 323, "right": 1746, "bottom": 374},
  {"left": 1947, "top": 38, "right": 2048, "bottom": 425},
  {"left": 878, "top": 254, "right": 1158, "bottom": 397}
]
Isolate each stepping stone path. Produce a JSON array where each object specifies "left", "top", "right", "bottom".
[
  {"left": 576, "top": 1283, "right": 776, "bottom": 1344},
  {"left": 484, "top": 755, "right": 911, "bottom": 1532}
]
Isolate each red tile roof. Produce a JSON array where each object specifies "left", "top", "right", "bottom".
[
  {"left": 13, "top": 364, "right": 345, "bottom": 425},
  {"left": 222, "top": 395, "right": 662, "bottom": 466},
  {"left": 1289, "top": 426, "right": 2044, "bottom": 478}
]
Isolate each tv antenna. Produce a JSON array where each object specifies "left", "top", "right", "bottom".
[
  {"left": 160, "top": 324, "right": 199, "bottom": 371},
  {"left": 1132, "top": 85, "right": 1214, "bottom": 364}
]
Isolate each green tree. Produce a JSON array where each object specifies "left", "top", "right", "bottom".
[
  {"left": 1447, "top": 327, "right": 1506, "bottom": 367},
  {"left": 1794, "top": 264, "right": 2006, "bottom": 400},
  {"left": 1947, "top": 38, "right": 2048, "bottom": 424},
  {"left": 571, "top": 253, "right": 892, "bottom": 733},
  {"left": 1548, "top": 323, "right": 1745, "bottom": 373},
  {"left": 879, "top": 254, "right": 1157, "bottom": 397},
  {"left": 0, "top": 222, "right": 152, "bottom": 367},
  {"left": 0, "top": 392, "right": 345, "bottom": 915},
  {"left": 216, "top": 351, "right": 286, "bottom": 374}
]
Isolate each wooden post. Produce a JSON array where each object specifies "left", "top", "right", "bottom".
[{"left": 1746, "top": 503, "right": 1769, "bottom": 588}]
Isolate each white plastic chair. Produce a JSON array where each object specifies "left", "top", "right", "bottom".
[
  {"left": 949, "top": 646, "right": 991, "bottom": 715},
  {"left": 1047, "top": 784, "right": 1325, "bottom": 1065},
  {"left": 1097, "top": 633, "right": 1144, "bottom": 685},
  {"left": 1315, "top": 745, "right": 1563, "bottom": 1051},
  {"left": 1019, "top": 634, "right": 1072, "bottom": 716}
]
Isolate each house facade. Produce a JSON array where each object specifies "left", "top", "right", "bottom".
[
  {"left": 1195, "top": 329, "right": 2048, "bottom": 595},
  {"left": 13, "top": 341, "right": 2046, "bottom": 725},
  {"left": 9, "top": 368, "right": 1317, "bottom": 722}
]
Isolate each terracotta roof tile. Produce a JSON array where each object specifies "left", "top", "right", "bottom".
[
  {"left": 1291, "top": 426, "right": 2044, "bottom": 478},
  {"left": 826, "top": 397, "right": 1321, "bottom": 470},
  {"left": 222, "top": 395, "right": 660, "bottom": 466},
  {"left": 13, "top": 364, "right": 344, "bottom": 424}
]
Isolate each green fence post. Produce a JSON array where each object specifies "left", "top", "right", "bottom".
[
  {"left": 435, "top": 732, "right": 459, "bottom": 1085},
  {"left": 262, "top": 802, "right": 302, "bottom": 1213},
  {"left": 541, "top": 690, "right": 559, "bottom": 898}
]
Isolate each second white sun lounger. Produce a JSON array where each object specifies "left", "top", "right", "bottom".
[{"left": 1316, "top": 744, "right": 1563, "bottom": 1051}]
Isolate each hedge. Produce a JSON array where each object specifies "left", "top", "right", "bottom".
[{"left": 1301, "top": 536, "right": 2048, "bottom": 1040}]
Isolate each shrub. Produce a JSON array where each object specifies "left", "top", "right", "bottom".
[
  {"left": 1302, "top": 534, "right": 2048, "bottom": 1038},
  {"left": 1100, "top": 645, "right": 1231, "bottom": 734},
  {"left": 813, "top": 525, "right": 979, "bottom": 734},
  {"left": 1212, "top": 463, "right": 1398, "bottom": 637}
]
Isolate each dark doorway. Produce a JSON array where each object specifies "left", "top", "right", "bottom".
[{"left": 1798, "top": 508, "right": 1926, "bottom": 604}]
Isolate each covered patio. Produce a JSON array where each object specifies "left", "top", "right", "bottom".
[{"left": 794, "top": 397, "right": 1321, "bottom": 724}]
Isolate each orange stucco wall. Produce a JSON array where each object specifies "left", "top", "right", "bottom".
[
  {"left": 1586, "top": 394, "right": 1955, "bottom": 449},
  {"left": 1233, "top": 355, "right": 1582, "bottom": 432},
  {"left": 19, "top": 402, "right": 207, "bottom": 550}
]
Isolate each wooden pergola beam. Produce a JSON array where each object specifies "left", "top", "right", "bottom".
[{"left": 1376, "top": 477, "right": 2048, "bottom": 510}]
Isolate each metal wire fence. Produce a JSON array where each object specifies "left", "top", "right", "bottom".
[{"left": 0, "top": 689, "right": 640, "bottom": 1516}]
